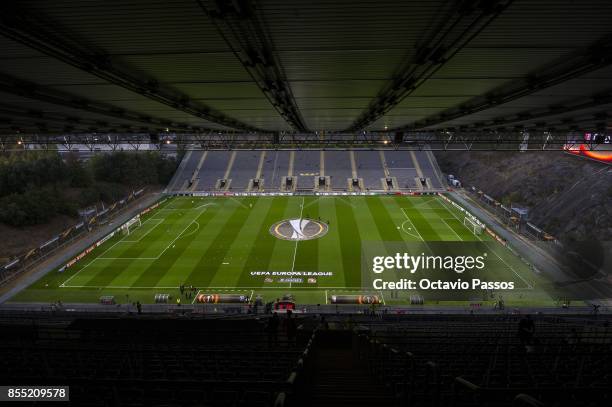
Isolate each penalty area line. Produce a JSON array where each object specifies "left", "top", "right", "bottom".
[{"left": 438, "top": 197, "right": 533, "bottom": 290}]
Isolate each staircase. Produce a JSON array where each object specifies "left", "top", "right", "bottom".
[{"left": 304, "top": 331, "right": 397, "bottom": 407}]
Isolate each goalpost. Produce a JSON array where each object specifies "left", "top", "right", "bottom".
[
  {"left": 121, "top": 215, "right": 142, "bottom": 236},
  {"left": 463, "top": 216, "right": 484, "bottom": 236}
]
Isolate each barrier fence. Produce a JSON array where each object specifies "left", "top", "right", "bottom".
[{"left": 0, "top": 188, "right": 147, "bottom": 286}]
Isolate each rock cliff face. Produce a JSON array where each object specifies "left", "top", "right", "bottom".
[{"left": 434, "top": 151, "right": 612, "bottom": 242}]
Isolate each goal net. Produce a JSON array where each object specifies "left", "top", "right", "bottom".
[
  {"left": 463, "top": 217, "right": 484, "bottom": 235},
  {"left": 121, "top": 215, "right": 142, "bottom": 235}
]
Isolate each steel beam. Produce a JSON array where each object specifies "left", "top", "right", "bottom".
[
  {"left": 197, "top": 0, "right": 307, "bottom": 131},
  {"left": 0, "top": 4, "right": 262, "bottom": 132},
  {"left": 0, "top": 130, "right": 606, "bottom": 152},
  {"left": 345, "top": 0, "right": 514, "bottom": 131},
  {"left": 0, "top": 72, "right": 204, "bottom": 132},
  {"left": 405, "top": 34, "right": 612, "bottom": 130}
]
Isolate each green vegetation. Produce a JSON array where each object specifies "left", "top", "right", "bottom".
[
  {"left": 0, "top": 151, "right": 176, "bottom": 226},
  {"left": 11, "top": 195, "right": 565, "bottom": 307}
]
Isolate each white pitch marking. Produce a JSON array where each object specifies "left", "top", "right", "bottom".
[
  {"left": 400, "top": 208, "right": 425, "bottom": 241},
  {"left": 123, "top": 218, "right": 164, "bottom": 243},
  {"left": 412, "top": 197, "right": 437, "bottom": 209},
  {"left": 289, "top": 196, "right": 305, "bottom": 288},
  {"left": 400, "top": 219, "right": 421, "bottom": 240},
  {"left": 60, "top": 200, "right": 207, "bottom": 288},
  {"left": 192, "top": 289, "right": 201, "bottom": 304},
  {"left": 155, "top": 219, "right": 200, "bottom": 259},
  {"left": 228, "top": 197, "right": 249, "bottom": 209},
  {"left": 379, "top": 290, "right": 386, "bottom": 305},
  {"left": 95, "top": 209, "right": 174, "bottom": 259},
  {"left": 441, "top": 218, "right": 464, "bottom": 241},
  {"left": 438, "top": 197, "right": 533, "bottom": 289},
  {"left": 59, "top": 258, "right": 99, "bottom": 287}
]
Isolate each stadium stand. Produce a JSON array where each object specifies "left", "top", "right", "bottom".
[
  {"left": 355, "top": 315, "right": 611, "bottom": 407},
  {"left": 353, "top": 151, "right": 386, "bottom": 190},
  {"left": 260, "top": 151, "right": 291, "bottom": 192},
  {"left": 0, "top": 315, "right": 316, "bottom": 407},
  {"left": 166, "top": 150, "right": 200, "bottom": 192},
  {"left": 194, "top": 151, "right": 233, "bottom": 191},
  {"left": 1, "top": 313, "right": 608, "bottom": 407},
  {"left": 166, "top": 150, "right": 446, "bottom": 193},
  {"left": 293, "top": 151, "right": 322, "bottom": 191},
  {"left": 384, "top": 151, "right": 418, "bottom": 190},
  {"left": 415, "top": 150, "right": 445, "bottom": 189},
  {"left": 230, "top": 151, "right": 262, "bottom": 190},
  {"left": 324, "top": 151, "right": 354, "bottom": 190}
]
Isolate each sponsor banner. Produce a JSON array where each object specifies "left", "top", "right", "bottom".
[
  {"left": 65, "top": 244, "right": 96, "bottom": 269},
  {"left": 139, "top": 198, "right": 167, "bottom": 216},
  {"left": 96, "top": 231, "right": 115, "bottom": 247},
  {"left": 64, "top": 231, "right": 116, "bottom": 270},
  {"left": 176, "top": 191, "right": 440, "bottom": 198}
]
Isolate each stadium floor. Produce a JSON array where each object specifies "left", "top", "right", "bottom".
[{"left": 10, "top": 195, "right": 562, "bottom": 307}]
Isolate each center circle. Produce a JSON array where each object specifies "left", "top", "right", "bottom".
[{"left": 269, "top": 218, "right": 329, "bottom": 241}]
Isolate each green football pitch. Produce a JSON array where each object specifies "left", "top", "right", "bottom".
[{"left": 11, "top": 195, "right": 562, "bottom": 307}]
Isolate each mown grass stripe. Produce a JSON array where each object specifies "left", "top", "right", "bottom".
[
  {"left": 366, "top": 196, "right": 404, "bottom": 242},
  {"left": 335, "top": 197, "right": 362, "bottom": 287},
  {"left": 317, "top": 197, "right": 346, "bottom": 288},
  {"left": 238, "top": 197, "right": 289, "bottom": 287},
  {"left": 293, "top": 196, "right": 320, "bottom": 280},
  {"left": 401, "top": 197, "right": 443, "bottom": 240},
  {"left": 129, "top": 205, "right": 220, "bottom": 287},
  {"left": 207, "top": 197, "right": 274, "bottom": 287},
  {"left": 184, "top": 197, "right": 257, "bottom": 287},
  {"left": 236, "top": 197, "right": 290, "bottom": 287},
  {"left": 82, "top": 211, "right": 186, "bottom": 287}
]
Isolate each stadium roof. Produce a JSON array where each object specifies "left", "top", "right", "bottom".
[{"left": 0, "top": 0, "right": 611, "bottom": 134}]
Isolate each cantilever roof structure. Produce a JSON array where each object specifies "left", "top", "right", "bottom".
[{"left": 0, "top": 0, "right": 611, "bottom": 134}]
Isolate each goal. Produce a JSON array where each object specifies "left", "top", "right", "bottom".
[
  {"left": 121, "top": 215, "right": 142, "bottom": 235},
  {"left": 463, "top": 216, "right": 484, "bottom": 235}
]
